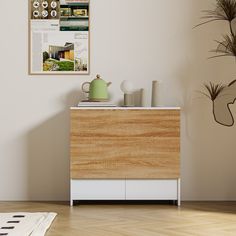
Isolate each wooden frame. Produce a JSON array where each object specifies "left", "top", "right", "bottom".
[{"left": 28, "top": 0, "right": 90, "bottom": 75}]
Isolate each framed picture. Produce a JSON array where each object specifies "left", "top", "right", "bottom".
[{"left": 29, "top": 0, "right": 90, "bottom": 75}]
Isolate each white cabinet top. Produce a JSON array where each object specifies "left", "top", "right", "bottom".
[{"left": 71, "top": 107, "right": 181, "bottom": 110}]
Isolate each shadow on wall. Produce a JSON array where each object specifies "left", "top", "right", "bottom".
[{"left": 26, "top": 89, "right": 83, "bottom": 201}]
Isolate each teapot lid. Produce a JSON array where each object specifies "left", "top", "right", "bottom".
[{"left": 96, "top": 74, "right": 101, "bottom": 79}]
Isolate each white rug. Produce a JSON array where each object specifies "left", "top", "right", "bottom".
[{"left": 0, "top": 212, "right": 57, "bottom": 236}]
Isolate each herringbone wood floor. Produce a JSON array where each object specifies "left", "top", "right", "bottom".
[{"left": 1, "top": 202, "right": 236, "bottom": 235}]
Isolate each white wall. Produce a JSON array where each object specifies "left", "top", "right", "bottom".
[{"left": 1, "top": 0, "right": 236, "bottom": 201}]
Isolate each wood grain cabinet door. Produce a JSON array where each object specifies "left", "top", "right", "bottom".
[{"left": 70, "top": 109, "right": 180, "bottom": 179}]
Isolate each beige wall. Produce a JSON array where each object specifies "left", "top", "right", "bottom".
[{"left": 0, "top": 0, "right": 236, "bottom": 201}]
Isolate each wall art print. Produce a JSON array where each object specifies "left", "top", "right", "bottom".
[
  {"left": 29, "top": 0, "right": 89, "bottom": 75},
  {"left": 196, "top": 0, "right": 236, "bottom": 127}
]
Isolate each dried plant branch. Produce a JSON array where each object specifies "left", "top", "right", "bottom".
[
  {"left": 203, "top": 82, "right": 226, "bottom": 101},
  {"left": 210, "top": 34, "right": 236, "bottom": 58},
  {"left": 195, "top": 0, "right": 236, "bottom": 37}
]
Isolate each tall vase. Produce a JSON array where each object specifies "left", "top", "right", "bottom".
[
  {"left": 140, "top": 88, "right": 145, "bottom": 107},
  {"left": 151, "top": 80, "right": 158, "bottom": 107}
]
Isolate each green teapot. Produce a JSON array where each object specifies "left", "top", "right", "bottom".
[{"left": 82, "top": 75, "right": 112, "bottom": 101}]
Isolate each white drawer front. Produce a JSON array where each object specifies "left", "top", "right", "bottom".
[
  {"left": 71, "top": 180, "right": 125, "bottom": 200},
  {"left": 126, "top": 180, "right": 178, "bottom": 200}
]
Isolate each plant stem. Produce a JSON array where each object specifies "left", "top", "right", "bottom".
[{"left": 229, "top": 20, "right": 234, "bottom": 37}]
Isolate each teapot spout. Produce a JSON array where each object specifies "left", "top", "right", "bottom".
[{"left": 107, "top": 82, "right": 112, "bottom": 87}]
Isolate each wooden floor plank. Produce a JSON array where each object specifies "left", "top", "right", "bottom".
[{"left": 0, "top": 202, "right": 236, "bottom": 236}]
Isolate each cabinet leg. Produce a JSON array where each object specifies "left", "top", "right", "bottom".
[
  {"left": 70, "top": 199, "right": 73, "bottom": 207},
  {"left": 177, "top": 199, "right": 181, "bottom": 206},
  {"left": 177, "top": 178, "right": 181, "bottom": 206}
]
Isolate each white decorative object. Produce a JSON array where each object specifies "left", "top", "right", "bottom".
[
  {"left": 0, "top": 212, "right": 57, "bottom": 236},
  {"left": 151, "top": 80, "right": 159, "bottom": 107},
  {"left": 120, "top": 80, "right": 134, "bottom": 106},
  {"left": 120, "top": 80, "right": 134, "bottom": 94}
]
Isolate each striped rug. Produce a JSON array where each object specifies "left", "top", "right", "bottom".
[{"left": 0, "top": 212, "right": 57, "bottom": 236}]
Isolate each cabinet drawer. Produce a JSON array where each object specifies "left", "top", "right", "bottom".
[
  {"left": 71, "top": 180, "right": 125, "bottom": 200},
  {"left": 126, "top": 180, "right": 178, "bottom": 200}
]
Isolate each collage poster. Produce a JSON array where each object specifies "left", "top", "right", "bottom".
[{"left": 29, "top": 0, "right": 89, "bottom": 74}]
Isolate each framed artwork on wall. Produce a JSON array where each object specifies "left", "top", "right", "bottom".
[{"left": 29, "top": 0, "right": 90, "bottom": 75}]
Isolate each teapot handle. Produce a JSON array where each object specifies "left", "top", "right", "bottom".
[{"left": 82, "top": 82, "right": 90, "bottom": 93}]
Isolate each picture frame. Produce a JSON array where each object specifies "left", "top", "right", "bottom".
[{"left": 28, "top": 0, "right": 90, "bottom": 75}]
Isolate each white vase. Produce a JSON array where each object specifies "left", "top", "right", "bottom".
[
  {"left": 151, "top": 81, "right": 158, "bottom": 107},
  {"left": 140, "top": 88, "right": 145, "bottom": 107}
]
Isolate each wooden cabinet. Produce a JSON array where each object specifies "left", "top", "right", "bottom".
[{"left": 70, "top": 107, "right": 181, "bottom": 205}]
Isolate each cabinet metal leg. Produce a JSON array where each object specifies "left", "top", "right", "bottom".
[
  {"left": 177, "top": 178, "right": 181, "bottom": 206},
  {"left": 70, "top": 199, "right": 73, "bottom": 207}
]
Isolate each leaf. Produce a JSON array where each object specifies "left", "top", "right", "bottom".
[
  {"left": 195, "top": 0, "right": 236, "bottom": 28},
  {"left": 216, "top": 40, "right": 229, "bottom": 53},
  {"left": 209, "top": 34, "right": 236, "bottom": 58},
  {"left": 203, "top": 82, "right": 226, "bottom": 101}
]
